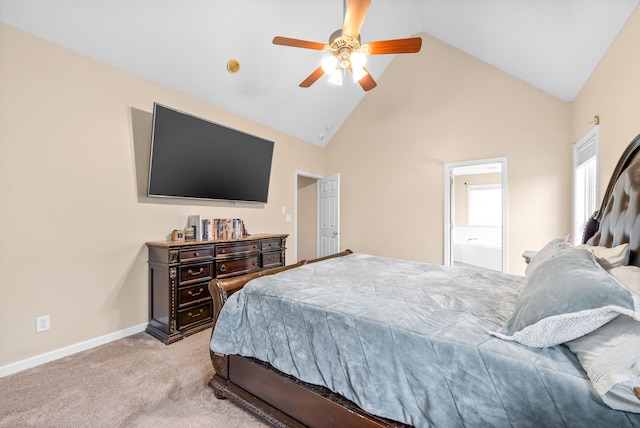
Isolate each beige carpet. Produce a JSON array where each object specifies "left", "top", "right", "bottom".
[{"left": 0, "top": 329, "right": 268, "bottom": 428}]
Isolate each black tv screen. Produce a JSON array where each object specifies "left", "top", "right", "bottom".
[{"left": 148, "top": 103, "right": 274, "bottom": 203}]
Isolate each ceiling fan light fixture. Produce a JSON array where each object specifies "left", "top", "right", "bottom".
[
  {"left": 328, "top": 69, "right": 343, "bottom": 86},
  {"left": 350, "top": 51, "right": 366, "bottom": 68},
  {"left": 321, "top": 56, "right": 338, "bottom": 74},
  {"left": 338, "top": 48, "right": 351, "bottom": 68}
]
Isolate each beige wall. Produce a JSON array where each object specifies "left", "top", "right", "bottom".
[
  {"left": 325, "top": 33, "right": 572, "bottom": 273},
  {"left": 571, "top": 6, "right": 640, "bottom": 197},
  {"left": 0, "top": 24, "right": 323, "bottom": 366}
]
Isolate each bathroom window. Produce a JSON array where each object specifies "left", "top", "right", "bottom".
[
  {"left": 573, "top": 127, "right": 599, "bottom": 245},
  {"left": 468, "top": 184, "right": 502, "bottom": 227}
]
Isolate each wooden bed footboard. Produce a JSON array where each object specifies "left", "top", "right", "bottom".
[{"left": 208, "top": 354, "right": 409, "bottom": 428}]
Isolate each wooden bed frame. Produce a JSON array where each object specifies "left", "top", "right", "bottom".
[{"left": 207, "top": 135, "right": 640, "bottom": 427}]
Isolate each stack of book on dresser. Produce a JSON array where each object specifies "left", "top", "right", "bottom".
[{"left": 202, "top": 218, "right": 245, "bottom": 240}]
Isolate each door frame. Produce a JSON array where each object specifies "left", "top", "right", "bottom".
[{"left": 443, "top": 157, "right": 508, "bottom": 272}]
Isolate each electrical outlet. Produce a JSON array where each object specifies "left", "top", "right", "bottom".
[{"left": 36, "top": 315, "right": 50, "bottom": 333}]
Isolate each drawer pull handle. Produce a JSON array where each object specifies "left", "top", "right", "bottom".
[
  {"left": 187, "top": 308, "right": 204, "bottom": 318},
  {"left": 194, "top": 252, "right": 200, "bottom": 257},
  {"left": 219, "top": 264, "right": 227, "bottom": 272},
  {"left": 252, "top": 259, "right": 258, "bottom": 266},
  {"left": 188, "top": 267, "right": 204, "bottom": 276},
  {"left": 188, "top": 288, "right": 204, "bottom": 297},
  {"left": 221, "top": 249, "right": 225, "bottom": 253}
]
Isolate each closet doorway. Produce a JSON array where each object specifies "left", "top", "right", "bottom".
[
  {"left": 295, "top": 171, "right": 341, "bottom": 263},
  {"left": 444, "top": 158, "right": 508, "bottom": 272},
  {"left": 296, "top": 172, "right": 320, "bottom": 263}
]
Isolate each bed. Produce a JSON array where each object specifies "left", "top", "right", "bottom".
[{"left": 207, "top": 134, "right": 640, "bottom": 427}]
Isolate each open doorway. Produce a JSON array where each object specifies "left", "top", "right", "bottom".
[
  {"left": 444, "top": 158, "right": 508, "bottom": 272},
  {"left": 296, "top": 172, "right": 320, "bottom": 263},
  {"left": 295, "top": 171, "right": 341, "bottom": 263}
]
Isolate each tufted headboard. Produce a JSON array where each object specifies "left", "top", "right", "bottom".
[{"left": 585, "top": 134, "right": 640, "bottom": 267}]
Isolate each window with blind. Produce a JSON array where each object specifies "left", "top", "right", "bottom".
[
  {"left": 573, "top": 127, "right": 599, "bottom": 245},
  {"left": 468, "top": 184, "right": 502, "bottom": 227}
]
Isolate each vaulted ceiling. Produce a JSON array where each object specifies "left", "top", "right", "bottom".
[{"left": 1, "top": 0, "right": 638, "bottom": 147}]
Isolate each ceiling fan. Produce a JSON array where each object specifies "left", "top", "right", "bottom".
[{"left": 273, "top": 0, "right": 422, "bottom": 91}]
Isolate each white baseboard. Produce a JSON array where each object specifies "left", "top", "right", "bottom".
[{"left": 0, "top": 323, "right": 147, "bottom": 378}]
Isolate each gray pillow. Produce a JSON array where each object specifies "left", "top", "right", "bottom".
[
  {"left": 492, "top": 246, "right": 640, "bottom": 348},
  {"left": 524, "top": 238, "right": 571, "bottom": 275}
]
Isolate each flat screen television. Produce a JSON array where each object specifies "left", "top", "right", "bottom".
[{"left": 148, "top": 103, "right": 274, "bottom": 203}]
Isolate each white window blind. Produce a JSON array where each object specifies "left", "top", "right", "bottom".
[
  {"left": 468, "top": 184, "right": 502, "bottom": 227},
  {"left": 573, "top": 127, "right": 599, "bottom": 245}
]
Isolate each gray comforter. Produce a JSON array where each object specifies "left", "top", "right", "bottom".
[{"left": 210, "top": 253, "right": 640, "bottom": 427}]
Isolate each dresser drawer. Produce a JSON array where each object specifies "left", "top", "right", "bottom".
[
  {"left": 179, "top": 261, "right": 213, "bottom": 285},
  {"left": 180, "top": 246, "right": 213, "bottom": 262},
  {"left": 261, "top": 238, "right": 283, "bottom": 252},
  {"left": 262, "top": 251, "right": 284, "bottom": 268},
  {"left": 215, "top": 242, "right": 259, "bottom": 258},
  {"left": 216, "top": 254, "right": 260, "bottom": 278},
  {"left": 177, "top": 301, "right": 212, "bottom": 330},
  {"left": 178, "top": 283, "right": 210, "bottom": 307}
]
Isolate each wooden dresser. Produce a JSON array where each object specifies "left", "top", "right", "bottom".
[{"left": 145, "top": 233, "right": 287, "bottom": 344}]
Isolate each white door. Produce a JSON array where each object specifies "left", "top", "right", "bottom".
[{"left": 318, "top": 173, "right": 340, "bottom": 257}]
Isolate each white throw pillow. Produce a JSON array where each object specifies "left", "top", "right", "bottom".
[
  {"left": 576, "top": 243, "right": 630, "bottom": 270},
  {"left": 609, "top": 265, "right": 640, "bottom": 294},
  {"left": 566, "top": 315, "right": 640, "bottom": 413}
]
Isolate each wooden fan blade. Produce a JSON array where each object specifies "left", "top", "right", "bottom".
[
  {"left": 357, "top": 67, "right": 377, "bottom": 91},
  {"left": 299, "top": 66, "right": 325, "bottom": 88},
  {"left": 366, "top": 37, "right": 422, "bottom": 55},
  {"left": 342, "top": 0, "right": 371, "bottom": 38},
  {"left": 273, "top": 36, "right": 327, "bottom": 51}
]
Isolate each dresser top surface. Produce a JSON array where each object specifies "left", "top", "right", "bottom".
[{"left": 146, "top": 233, "right": 288, "bottom": 248}]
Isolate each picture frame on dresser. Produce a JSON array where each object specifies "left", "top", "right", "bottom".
[{"left": 145, "top": 233, "right": 287, "bottom": 344}]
